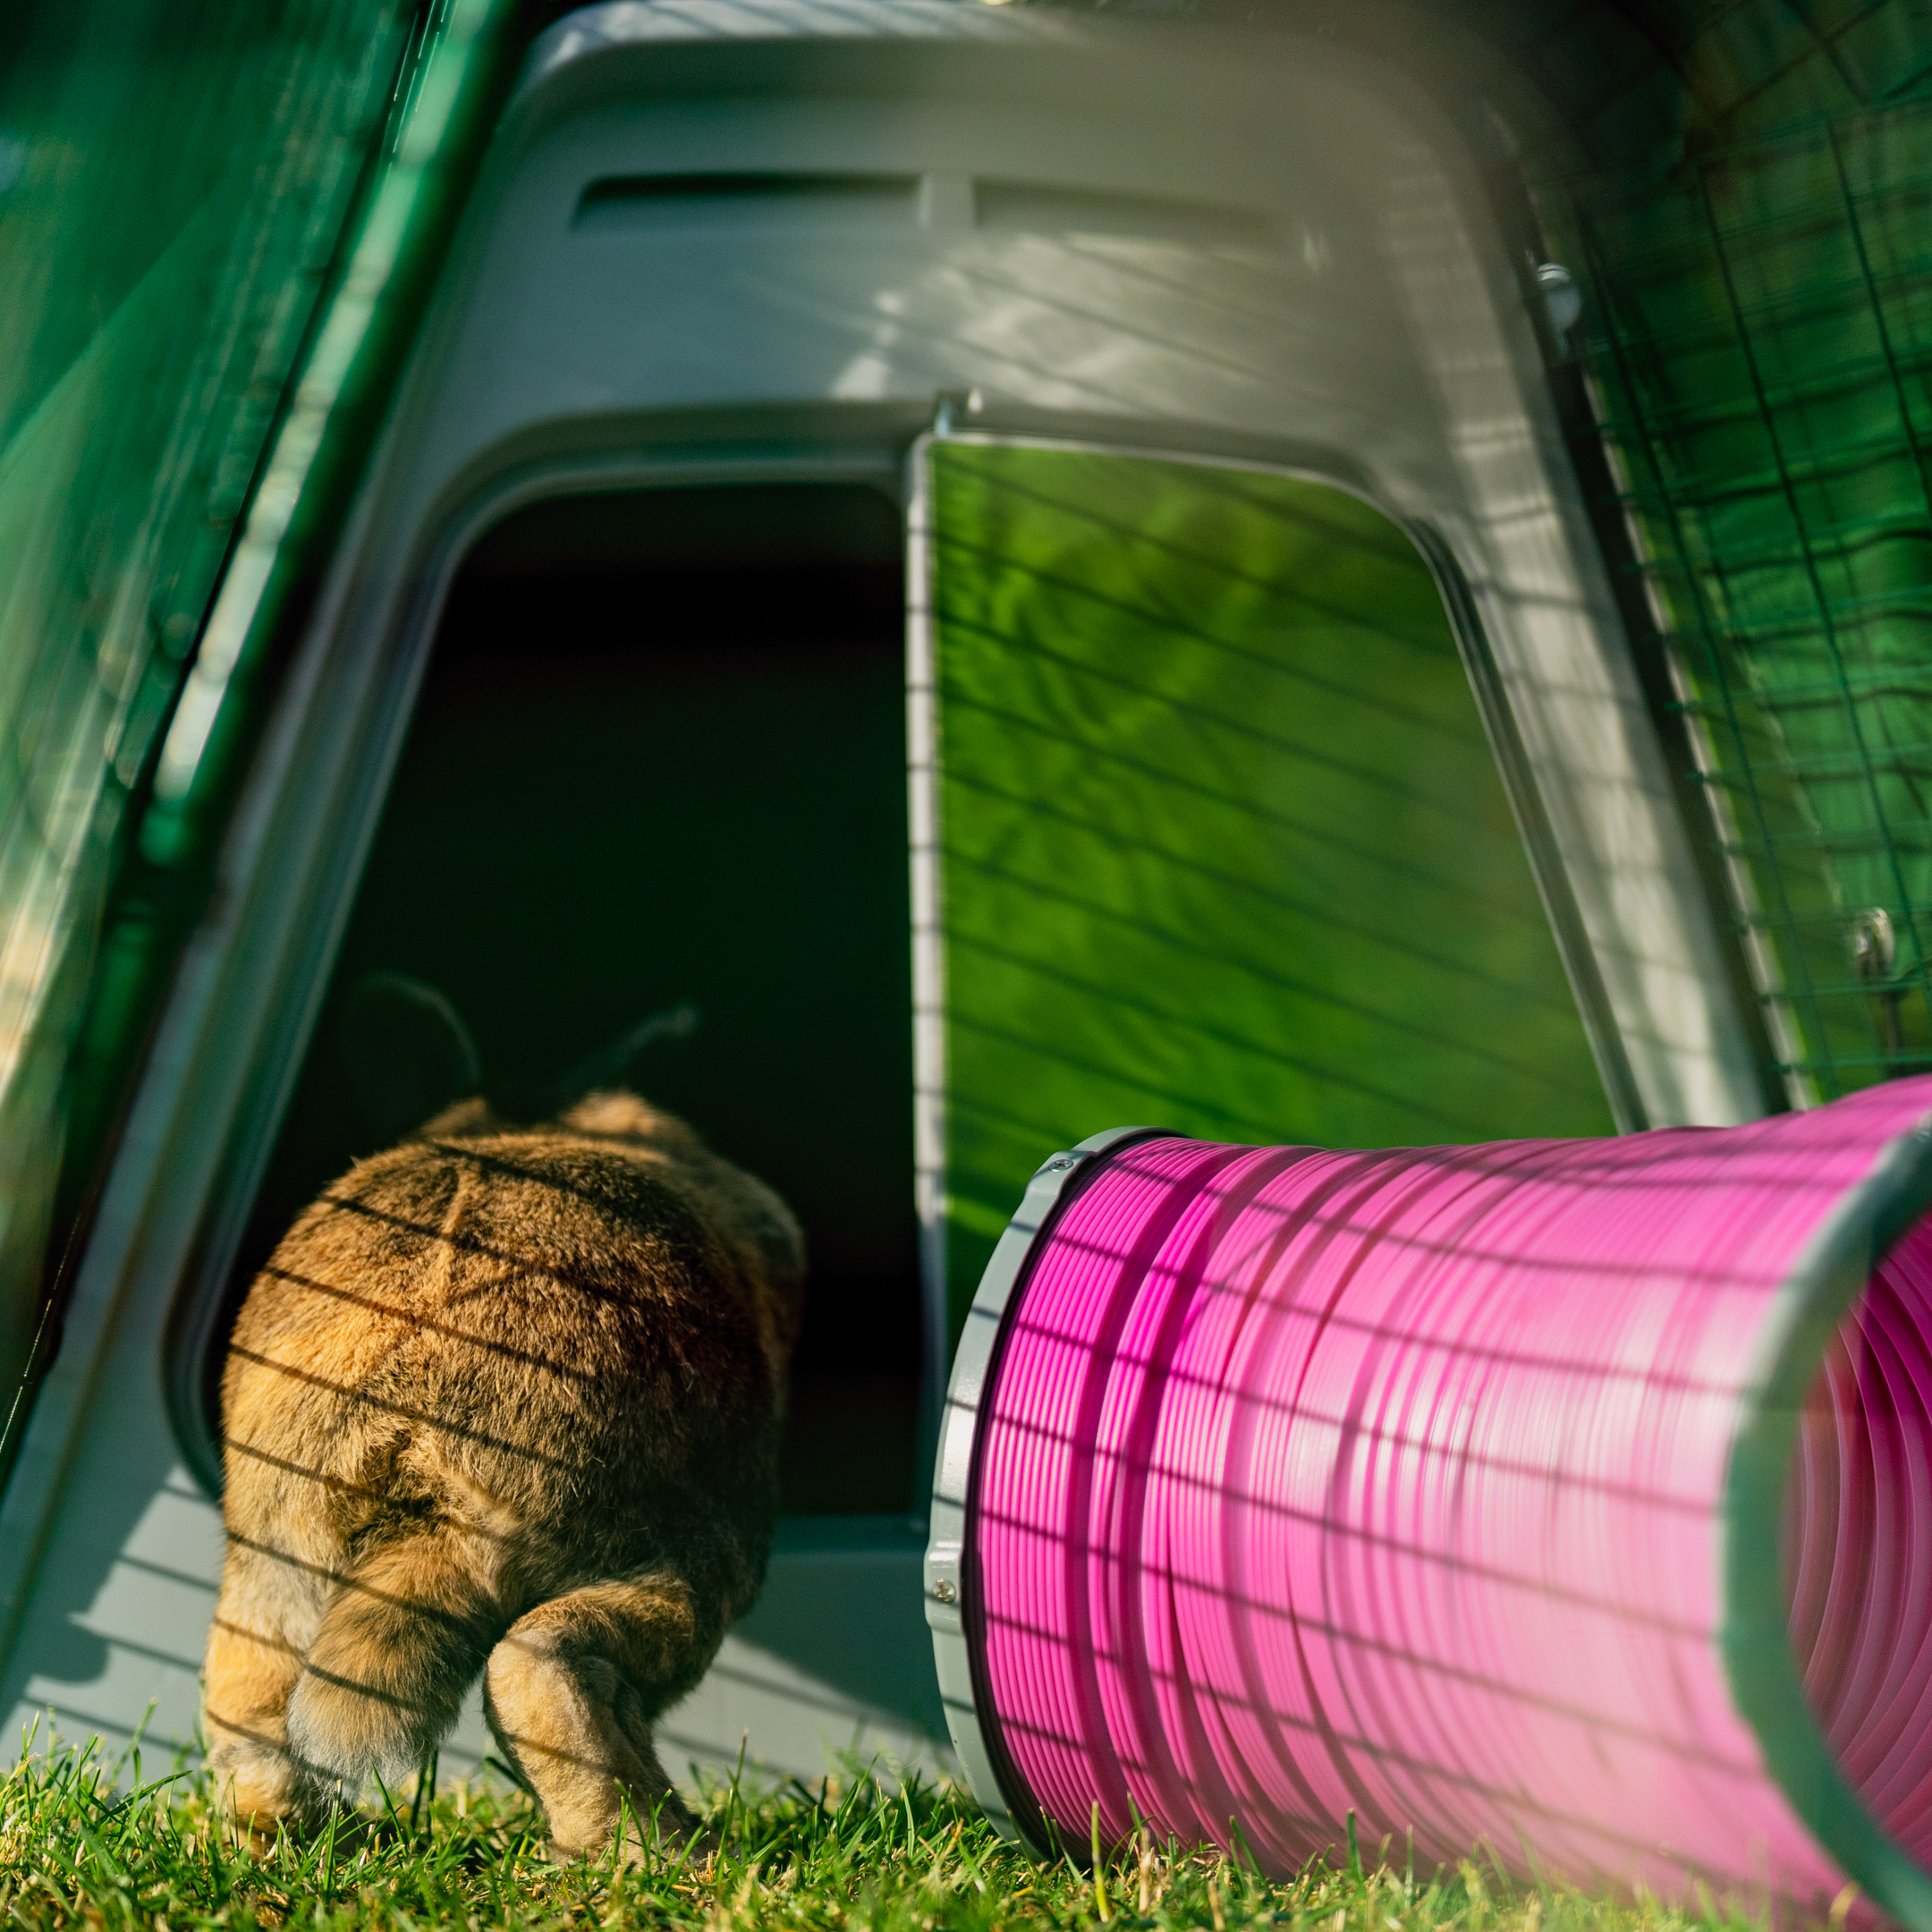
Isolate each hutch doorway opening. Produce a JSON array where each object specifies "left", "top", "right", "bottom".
[{"left": 212, "top": 480, "right": 921, "bottom": 1518}]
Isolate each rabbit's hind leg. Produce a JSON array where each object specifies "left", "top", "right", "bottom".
[
  {"left": 483, "top": 1572, "right": 722, "bottom": 1864},
  {"left": 204, "top": 1530, "right": 333, "bottom": 1847},
  {"left": 284, "top": 1525, "right": 504, "bottom": 1805}
]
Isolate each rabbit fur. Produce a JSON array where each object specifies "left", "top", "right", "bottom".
[{"left": 202, "top": 1089, "right": 804, "bottom": 1860}]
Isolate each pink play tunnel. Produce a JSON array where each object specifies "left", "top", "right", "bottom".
[{"left": 923, "top": 1082, "right": 1932, "bottom": 1927}]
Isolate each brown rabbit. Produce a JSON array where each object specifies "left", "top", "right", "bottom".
[{"left": 203, "top": 1089, "right": 805, "bottom": 1859}]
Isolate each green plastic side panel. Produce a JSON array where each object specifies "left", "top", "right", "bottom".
[
  {"left": 1558, "top": 95, "right": 1932, "bottom": 1104},
  {"left": 0, "top": 0, "right": 417, "bottom": 1404},
  {"left": 930, "top": 444, "right": 1614, "bottom": 1329}
]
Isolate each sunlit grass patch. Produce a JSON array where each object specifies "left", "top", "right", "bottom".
[{"left": 0, "top": 1740, "right": 1806, "bottom": 1932}]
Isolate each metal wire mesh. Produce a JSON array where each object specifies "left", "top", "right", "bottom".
[{"left": 1566, "top": 89, "right": 1932, "bottom": 1105}]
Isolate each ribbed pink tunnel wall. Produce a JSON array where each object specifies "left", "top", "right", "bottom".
[{"left": 955, "top": 1081, "right": 1932, "bottom": 1925}]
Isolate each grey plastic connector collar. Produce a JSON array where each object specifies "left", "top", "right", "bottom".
[{"left": 924, "top": 1125, "right": 1172, "bottom": 1854}]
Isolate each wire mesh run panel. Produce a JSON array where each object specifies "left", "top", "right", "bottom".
[{"left": 1570, "top": 96, "right": 1932, "bottom": 1104}]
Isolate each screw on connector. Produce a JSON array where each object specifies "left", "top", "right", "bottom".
[
  {"left": 932, "top": 1579, "right": 958, "bottom": 1606},
  {"left": 1852, "top": 907, "right": 1897, "bottom": 979},
  {"left": 1535, "top": 262, "right": 1582, "bottom": 347},
  {"left": 1852, "top": 908, "right": 1906, "bottom": 1065}
]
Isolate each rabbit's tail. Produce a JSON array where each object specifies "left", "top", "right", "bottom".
[{"left": 284, "top": 1530, "right": 498, "bottom": 1790}]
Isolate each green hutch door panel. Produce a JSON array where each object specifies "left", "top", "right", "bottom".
[{"left": 919, "top": 441, "right": 1617, "bottom": 1341}]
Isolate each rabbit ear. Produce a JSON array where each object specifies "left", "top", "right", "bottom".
[
  {"left": 538, "top": 999, "right": 701, "bottom": 1114},
  {"left": 337, "top": 970, "right": 483, "bottom": 1147}
]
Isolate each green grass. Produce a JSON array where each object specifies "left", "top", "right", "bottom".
[{"left": 0, "top": 1741, "right": 1818, "bottom": 1932}]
